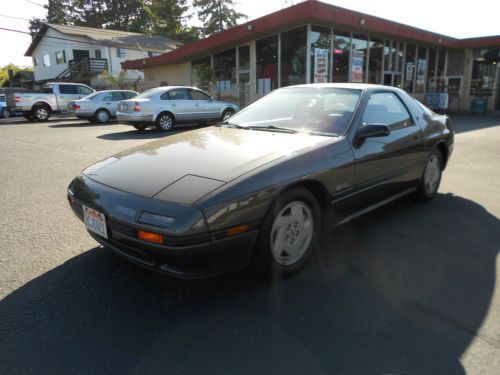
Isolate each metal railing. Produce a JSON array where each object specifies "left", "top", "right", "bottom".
[{"left": 68, "top": 58, "right": 109, "bottom": 79}]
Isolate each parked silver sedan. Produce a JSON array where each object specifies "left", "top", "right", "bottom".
[
  {"left": 116, "top": 86, "right": 239, "bottom": 131},
  {"left": 69, "top": 90, "right": 138, "bottom": 124}
]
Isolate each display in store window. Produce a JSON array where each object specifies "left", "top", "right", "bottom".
[
  {"left": 313, "top": 48, "right": 329, "bottom": 83},
  {"left": 351, "top": 51, "right": 364, "bottom": 83}
]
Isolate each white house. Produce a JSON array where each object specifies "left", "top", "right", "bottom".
[{"left": 25, "top": 23, "right": 180, "bottom": 89}]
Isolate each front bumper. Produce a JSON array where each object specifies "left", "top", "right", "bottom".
[{"left": 68, "top": 176, "right": 258, "bottom": 279}]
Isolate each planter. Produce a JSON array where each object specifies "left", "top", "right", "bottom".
[{"left": 471, "top": 98, "right": 488, "bottom": 115}]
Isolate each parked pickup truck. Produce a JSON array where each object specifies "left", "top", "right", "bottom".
[{"left": 6, "top": 82, "right": 94, "bottom": 121}]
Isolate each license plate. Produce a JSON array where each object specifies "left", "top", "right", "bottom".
[{"left": 83, "top": 205, "right": 108, "bottom": 239}]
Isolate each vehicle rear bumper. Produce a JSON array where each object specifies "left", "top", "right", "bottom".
[{"left": 117, "top": 112, "right": 154, "bottom": 125}]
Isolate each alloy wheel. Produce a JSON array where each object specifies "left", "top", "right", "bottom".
[
  {"left": 424, "top": 154, "right": 441, "bottom": 195},
  {"left": 270, "top": 201, "right": 314, "bottom": 266}
]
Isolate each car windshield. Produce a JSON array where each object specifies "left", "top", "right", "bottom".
[
  {"left": 227, "top": 87, "right": 361, "bottom": 136},
  {"left": 134, "top": 88, "right": 164, "bottom": 99}
]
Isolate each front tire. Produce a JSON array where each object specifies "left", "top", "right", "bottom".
[
  {"left": 33, "top": 105, "right": 51, "bottom": 122},
  {"left": 253, "top": 187, "right": 321, "bottom": 278},
  {"left": 221, "top": 108, "right": 235, "bottom": 121},
  {"left": 155, "top": 112, "right": 174, "bottom": 131},
  {"left": 413, "top": 149, "right": 443, "bottom": 201},
  {"left": 94, "top": 109, "right": 110, "bottom": 124},
  {"left": 1, "top": 107, "right": 10, "bottom": 118}
]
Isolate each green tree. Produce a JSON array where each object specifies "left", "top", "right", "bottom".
[
  {"left": 193, "top": 0, "right": 246, "bottom": 37},
  {"left": 0, "top": 64, "right": 33, "bottom": 87},
  {"left": 29, "top": 0, "right": 71, "bottom": 38}
]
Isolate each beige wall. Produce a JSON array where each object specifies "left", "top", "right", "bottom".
[{"left": 143, "top": 63, "right": 191, "bottom": 90}]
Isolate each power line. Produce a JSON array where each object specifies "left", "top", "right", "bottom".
[
  {"left": 0, "top": 26, "right": 169, "bottom": 54},
  {"left": 0, "top": 14, "right": 32, "bottom": 22},
  {"left": 24, "top": 0, "right": 46, "bottom": 7}
]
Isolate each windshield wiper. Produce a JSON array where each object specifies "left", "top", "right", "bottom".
[
  {"left": 218, "top": 122, "right": 249, "bottom": 129},
  {"left": 247, "top": 125, "right": 299, "bottom": 134}
]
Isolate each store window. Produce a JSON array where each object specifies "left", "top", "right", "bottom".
[
  {"left": 281, "top": 26, "right": 307, "bottom": 87},
  {"left": 310, "top": 26, "right": 331, "bottom": 83},
  {"left": 256, "top": 35, "right": 278, "bottom": 95},
  {"left": 384, "top": 40, "right": 396, "bottom": 71},
  {"left": 238, "top": 45, "right": 250, "bottom": 71},
  {"left": 213, "top": 48, "right": 236, "bottom": 94},
  {"left": 332, "top": 31, "right": 350, "bottom": 82},
  {"left": 403, "top": 44, "right": 416, "bottom": 92},
  {"left": 368, "top": 37, "right": 383, "bottom": 84},
  {"left": 416, "top": 47, "right": 427, "bottom": 93},
  {"left": 192, "top": 56, "right": 212, "bottom": 90},
  {"left": 351, "top": 34, "right": 367, "bottom": 83},
  {"left": 43, "top": 54, "right": 50, "bottom": 67},
  {"left": 427, "top": 48, "right": 437, "bottom": 91}
]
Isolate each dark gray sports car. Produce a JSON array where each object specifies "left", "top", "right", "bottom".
[{"left": 67, "top": 84, "right": 454, "bottom": 279}]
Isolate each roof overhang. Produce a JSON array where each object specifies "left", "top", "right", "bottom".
[{"left": 122, "top": 0, "right": 500, "bottom": 71}]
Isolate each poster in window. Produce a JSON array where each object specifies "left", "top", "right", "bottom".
[
  {"left": 405, "top": 62, "right": 414, "bottom": 81},
  {"left": 416, "top": 59, "right": 427, "bottom": 89},
  {"left": 351, "top": 51, "right": 364, "bottom": 83},
  {"left": 314, "top": 48, "right": 329, "bottom": 83}
]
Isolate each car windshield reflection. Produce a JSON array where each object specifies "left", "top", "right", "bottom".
[{"left": 228, "top": 87, "right": 362, "bottom": 135}]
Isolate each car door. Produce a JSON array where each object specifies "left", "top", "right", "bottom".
[
  {"left": 57, "top": 84, "right": 80, "bottom": 109},
  {"left": 188, "top": 89, "right": 220, "bottom": 121},
  {"left": 350, "top": 91, "right": 425, "bottom": 204},
  {"left": 160, "top": 88, "right": 194, "bottom": 122},
  {"left": 101, "top": 92, "right": 124, "bottom": 116}
]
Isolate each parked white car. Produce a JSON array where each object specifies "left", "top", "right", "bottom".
[
  {"left": 116, "top": 86, "right": 239, "bottom": 131},
  {"left": 69, "top": 90, "right": 138, "bottom": 124}
]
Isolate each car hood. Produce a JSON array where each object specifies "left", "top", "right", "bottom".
[{"left": 83, "top": 126, "right": 331, "bottom": 204}]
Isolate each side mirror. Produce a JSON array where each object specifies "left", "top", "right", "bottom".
[{"left": 356, "top": 124, "right": 390, "bottom": 139}]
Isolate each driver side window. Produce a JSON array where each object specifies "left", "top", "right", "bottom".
[{"left": 363, "top": 92, "right": 412, "bottom": 130}]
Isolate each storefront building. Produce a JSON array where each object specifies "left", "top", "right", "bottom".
[{"left": 122, "top": 0, "right": 500, "bottom": 113}]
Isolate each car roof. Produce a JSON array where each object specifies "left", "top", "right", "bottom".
[{"left": 290, "top": 83, "right": 403, "bottom": 92}]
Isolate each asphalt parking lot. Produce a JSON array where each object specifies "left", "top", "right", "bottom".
[{"left": 0, "top": 114, "right": 499, "bottom": 374}]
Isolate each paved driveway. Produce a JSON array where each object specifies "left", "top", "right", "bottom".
[{"left": 0, "top": 115, "right": 499, "bottom": 374}]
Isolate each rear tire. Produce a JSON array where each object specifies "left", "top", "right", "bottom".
[
  {"left": 33, "top": 105, "right": 51, "bottom": 122},
  {"left": 413, "top": 149, "right": 443, "bottom": 202},
  {"left": 252, "top": 187, "right": 321, "bottom": 278},
  {"left": 1, "top": 107, "right": 10, "bottom": 118},
  {"left": 94, "top": 109, "right": 110, "bottom": 124},
  {"left": 155, "top": 112, "right": 174, "bottom": 131},
  {"left": 133, "top": 124, "right": 147, "bottom": 131}
]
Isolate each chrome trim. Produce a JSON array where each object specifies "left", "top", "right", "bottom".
[{"left": 336, "top": 188, "right": 416, "bottom": 226}]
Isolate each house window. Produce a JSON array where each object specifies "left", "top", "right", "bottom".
[
  {"left": 55, "top": 50, "right": 66, "bottom": 65},
  {"left": 43, "top": 54, "right": 51, "bottom": 67},
  {"left": 95, "top": 49, "right": 101, "bottom": 59},
  {"left": 116, "top": 48, "right": 126, "bottom": 58},
  {"left": 33, "top": 57, "right": 39, "bottom": 66}
]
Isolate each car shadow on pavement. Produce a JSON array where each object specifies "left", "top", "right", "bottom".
[
  {"left": 451, "top": 114, "right": 500, "bottom": 134},
  {"left": 0, "top": 193, "right": 498, "bottom": 374},
  {"left": 48, "top": 121, "right": 119, "bottom": 128}
]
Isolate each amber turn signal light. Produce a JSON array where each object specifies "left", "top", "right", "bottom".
[
  {"left": 227, "top": 225, "right": 249, "bottom": 237},
  {"left": 137, "top": 230, "right": 163, "bottom": 245}
]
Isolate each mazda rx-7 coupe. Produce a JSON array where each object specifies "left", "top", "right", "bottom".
[{"left": 67, "top": 84, "right": 454, "bottom": 279}]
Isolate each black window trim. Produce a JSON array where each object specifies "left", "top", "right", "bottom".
[{"left": 359, "top": 89, "right": 416, "bottom": 132}]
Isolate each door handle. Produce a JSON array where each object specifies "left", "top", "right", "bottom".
[{"left": 105, "top": 102, "right": 112, "bottom": 105}]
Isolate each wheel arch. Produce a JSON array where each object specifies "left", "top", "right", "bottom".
[
  {"left": 435, "top": 141, "right": 449, "bottom": 170},
  {"left": 32, "top": 101, "right": 52, "bottom": 111},
  {"left": 155, "top": 110, "right": 175, "bottom": 122}
]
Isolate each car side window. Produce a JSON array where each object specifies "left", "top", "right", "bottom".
[
  {"left": 362, "top": 92, "right": 412, "bottom": 130},
  {"left": 59, "top": 85, "right": 78, "bottom": 95},
  {"left": 78, "top": 86, "right": 93, "bottom": 95},
  {"left": 162, "top": 89, "right": 189, "bottom": 100},
  {"left": 123, "top": 92, "right": 137, "bottom": 100},
  {"left": 189, "top": 90, "right": 211, "bottom": 101}
]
